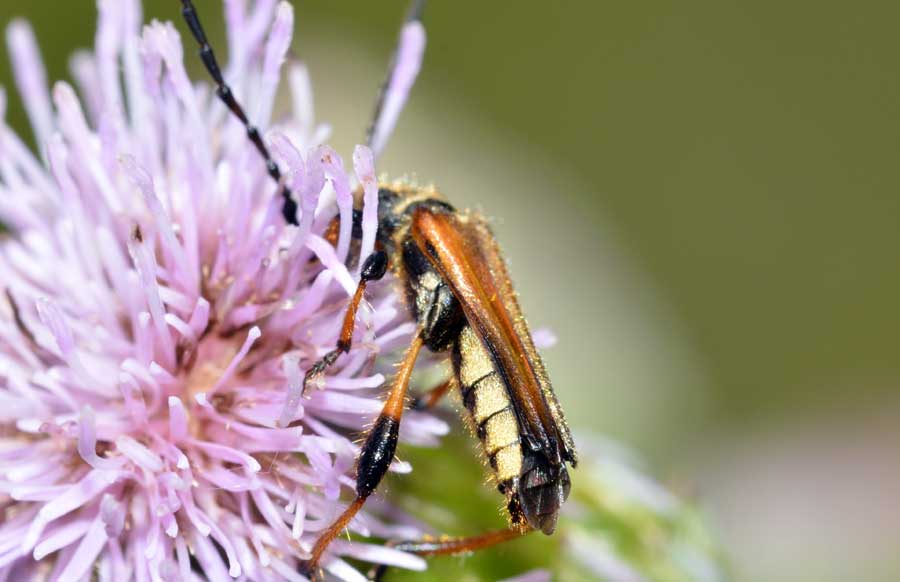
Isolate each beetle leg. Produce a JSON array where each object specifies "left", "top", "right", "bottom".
[
  {"left": 298, "top": 331, "right": 424, "bottom": 580},
  {"left": 301, "top": 250, "right": 388, "bottom": 397},
  {"left": 410, "top": 378, "right": 453, "bottom": 410},
  {"left": 367, "top": 527, "right": 531, "bottom": 581}
]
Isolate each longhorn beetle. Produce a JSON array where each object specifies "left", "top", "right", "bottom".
[{"left": 178, "top": 1, "right": 577, "bottom": 579}]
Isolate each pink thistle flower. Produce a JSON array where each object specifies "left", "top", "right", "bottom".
[{"left": 0, "top": 1, "right": 443, "bottom": 580}]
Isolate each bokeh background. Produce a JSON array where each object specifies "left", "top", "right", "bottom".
[{"left": 2, "top": 1, "right": 898, "bottom": 581}]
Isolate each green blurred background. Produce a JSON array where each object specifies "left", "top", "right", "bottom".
[{"left": 2, "top": 1, "right": 898, "bottom": 581}]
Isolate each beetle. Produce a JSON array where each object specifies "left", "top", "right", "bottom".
[{"left": 178, "top": 1, "right": 577, "bottom": 578}]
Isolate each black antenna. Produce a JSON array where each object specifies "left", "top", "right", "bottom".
[{"left": 179, "top": 0, "right": 299, "bottom": 226}]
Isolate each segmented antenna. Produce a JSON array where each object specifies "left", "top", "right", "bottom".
[
  {"left": 180, "top": 0, "right": 424, "bottom": 221},
  {"left": 179, "top": 0, "right": 299, "bottom": 226}
]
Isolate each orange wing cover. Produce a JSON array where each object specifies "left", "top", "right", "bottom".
[{"left": 410, "top": 206, "right": 577, "bottom": 467}]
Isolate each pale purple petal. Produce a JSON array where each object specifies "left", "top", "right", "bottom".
[
  {"left": 256, "top": 2, "right": 294, "bottom": 128},
  {"left": 116, "top": 435, "right": 164, "bottom": 472},
  {"left": 353, "top": 145, "right": 379, "bottom": 266},
  {"left": 278, "top": 354, "right": 304, "bottom": 427},
  {"left": 369, "top": 21, "right": 426, "bottom": 158},
  {"left": 32, "top": 517, "right": 92, "bottom": 561},
  {"left": 289, "top": 64, "right": 315, "bottom": 136},
  {"left": 0, "top": 3, "right": 449, "bottom": 581},
  {"left": 499, "top": 569, "right": 553, "bottom": 582},
  {"left": 318, "top": 146, "right": 353, "bottom": 261},
  {"left": 306, "top": 235, "right": 357, "bottom": 295},
  {"left": 6, "top": 20, "right": 54, "bottom": 147},
  {"left": 532, "top": 327, "right": 558, "bottom": 349},
  {"left": 567, "top": 531, "right": 645, "bottom": 582},
  {"left": 167, "top": 396, "right": 188, "bottom": 441},
  {"left": 78, "top": 407, "right": 125, "bottom": 471},
  {"left": 332, "top": 540, "right": 426, "bottom": 572},
  {"left": 210, "top": 326, "right": 262, "bottom": 393},
  {"left": 55, "top": 513, "right": 108, "bottom": 581},
  {"left": 100, "top": 494, "right": 126, "bottom": 538}
]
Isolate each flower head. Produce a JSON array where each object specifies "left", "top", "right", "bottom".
[{"left": 0, "top": 1, "right": 442, "bottom": 579}]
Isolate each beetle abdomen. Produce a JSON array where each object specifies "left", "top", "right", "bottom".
[{"left": 453, "top": 325, "right": 523, "bottom": 483}]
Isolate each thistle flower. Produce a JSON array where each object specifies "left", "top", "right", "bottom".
[
  {"left": 560, "top": 436, "right": 726, "bottom": 582},
  {"left": 0, "top": 1, "right": 444, "bottom": 580},
  {"left": 388, "top": 434, "right": 727, "bottom": 581}
]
